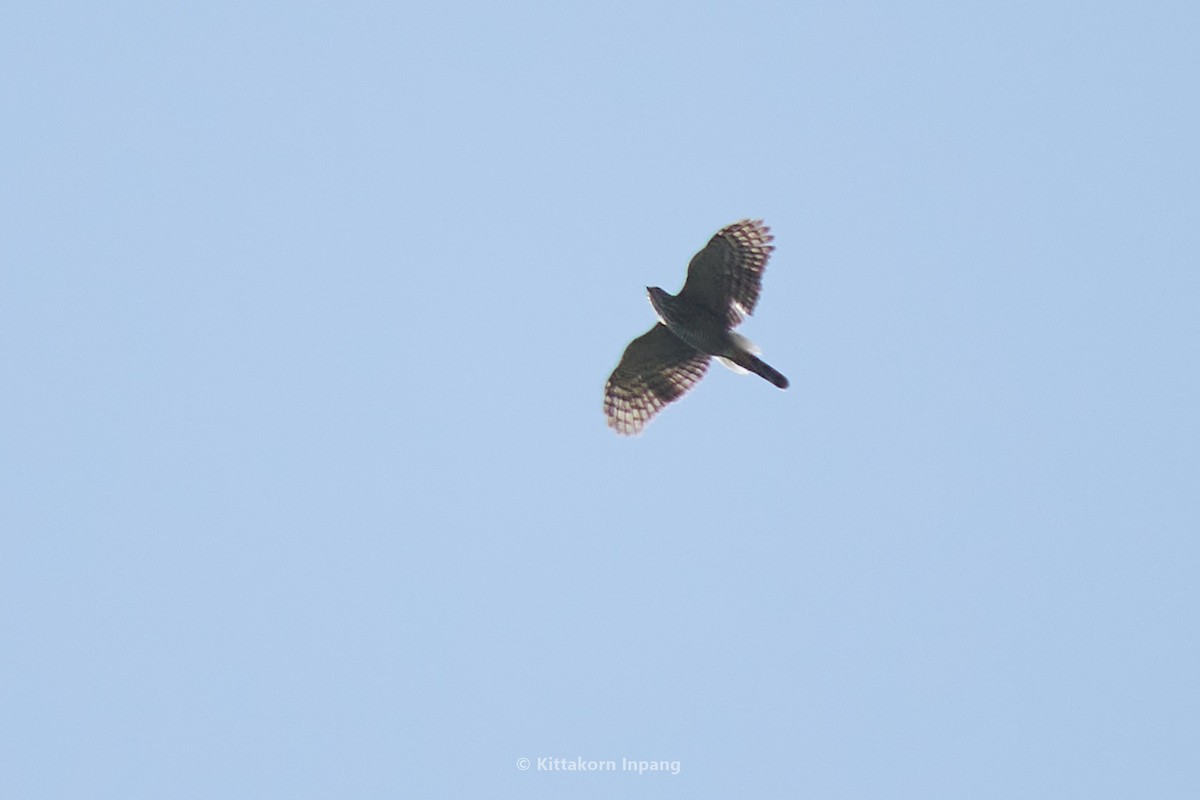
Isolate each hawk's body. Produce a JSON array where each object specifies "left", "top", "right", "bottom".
[{"left": 604, "top": 220, "right": 788, "bottom": 435}]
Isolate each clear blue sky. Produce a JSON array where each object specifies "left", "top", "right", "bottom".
[{"left": 4, "top": 2, "right": 1198, "bottom": 797}]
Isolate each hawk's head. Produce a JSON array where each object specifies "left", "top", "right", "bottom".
[{"left": 646, "top": 286, "right": 673, "bottom": 325}]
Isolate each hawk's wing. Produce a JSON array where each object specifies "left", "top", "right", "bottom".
[
  {"left": 678, "top": 219, "right": 774, "bottom": 328},
  {"left": 604, "top": 324, "right": 711, "bottom": 435}
]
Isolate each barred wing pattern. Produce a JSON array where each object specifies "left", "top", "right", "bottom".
[
  {"left": 603, "top": 324, "right": 711, "bottom": 435},
  {"left": 679, "top": 219, "right": 774, "bottom": 328}
]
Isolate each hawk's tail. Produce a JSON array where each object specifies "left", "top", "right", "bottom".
[
  {"left": 727, "top": 332, "right": 788, "bottom": 389},
  {"left": 744, "top": 354, "right": 789, "bottom": 389}
]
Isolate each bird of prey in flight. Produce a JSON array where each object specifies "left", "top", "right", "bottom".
[{"left": 604, "top": 219, "right": 788, "bottom": 435}]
